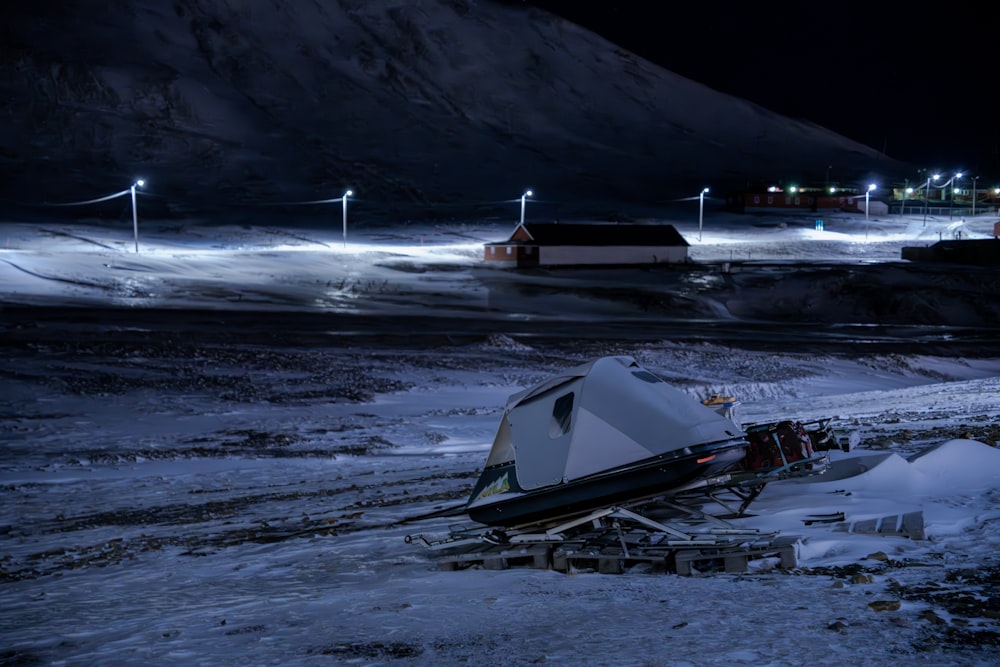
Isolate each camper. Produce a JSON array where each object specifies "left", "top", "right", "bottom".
[{"left": 466, "top": 356, "right": 748, "bottom": 527}]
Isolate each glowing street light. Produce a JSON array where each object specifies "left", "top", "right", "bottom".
[
  {"left": 971, "top": 176, "right": 980, "bottom": 216},
  {"left": 698, "top": 187, "right": 710, "bottom": 242},
  {"left": 922, "top": 173, "right": 940, "bottom": 226},
  {"left": 949, "top": 172, "right": 963, "bottom": 219},
  {"left": 864, "top": 183, "right": 876, "bottom": 239},
  {"left": 341, "top": 189, "right": 353, "bottom": 246},
  {"left": 130, "top": 179, "right": 144, "bottom": 253},
  {"left": 519, "top": 190, "right": 532, "bottom": 226}
]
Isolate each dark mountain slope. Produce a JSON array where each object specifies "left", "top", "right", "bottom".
[{"left": 1, "top": 0, "right": 903, "bottom": 221}]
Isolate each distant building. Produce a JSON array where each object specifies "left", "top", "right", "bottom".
[
  {"left": 902, "top": 238, "right": 1000, "bottom": 266},
  {"left": 483, "top": 222, "right": 689, "bottom": 267},
  {"left": 726, "top": 188, "right": 885, "bottom": 215},
  {"left": 890, "top": 184, "right": 1000, "bottom": 216}
]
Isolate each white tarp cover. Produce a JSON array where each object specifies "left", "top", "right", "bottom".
[{"left": 494, "top": 356, "right": 743, "bottom": 490}]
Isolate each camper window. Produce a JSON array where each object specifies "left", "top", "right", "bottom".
[
  {"left": 549, "top": 392, "right": 574, "bottom": 438},
  {"left": 632, "top": 370, "right": 662, "bottom": 384}
]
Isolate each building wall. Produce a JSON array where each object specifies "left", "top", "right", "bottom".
[
  {"left": 483, "top": 245, "right": 538, "bottom": 265},
  {"left": 539, "top": 246, "right": 686, "bottom": 266},
  {"left": 730, "top": 193, "right": 887, "bottom": 214},
  {"left": 484, "top": 244, "right": 688, "bottom": 267},
  {"left": 731, "top": 193, "right": 819, "bottom": 211}
]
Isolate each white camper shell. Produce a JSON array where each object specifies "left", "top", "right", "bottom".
[{"left": 467, "top": 356, "right": 747, "bottom": 526}]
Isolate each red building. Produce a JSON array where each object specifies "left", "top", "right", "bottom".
[
  {"left": 726, "top": 191, "right": 871, "bottom": 214},
  {"left": 484, "top": 222, "right": 689, "bottom": 267}
]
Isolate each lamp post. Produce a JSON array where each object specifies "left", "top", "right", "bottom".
[
  {"left": 341, "top": 189, "right": 353, "bottom": 247},
  {"left": 130, "top": 179, "right": 144, "bottom": 253},
  {"left": 923, "top": 173, "right": 940, "bottom": 226},
  {"left": 949, "top": 172, "right": 962, "bottom": 219},
  {"left": 698, "top": 187, "right": 709, "bottom": 242},
  {"left": 971, "top": 176, "right": 980, "bottom": 217},
  {"left": 519, "top": 190, "right": 532, "bottom": 226},
  {"left": 899, "top": 178, "right": 909, "bottom": 216},
  {"left": 864, "top": 183, "right": 876, "bottom": 239}
]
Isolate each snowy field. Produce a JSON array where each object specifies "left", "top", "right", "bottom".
[{"left": 1, "top": 209, "right": 999, "bottom": 666}]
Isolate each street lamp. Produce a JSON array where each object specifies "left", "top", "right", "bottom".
[
  {"left": 130, "top": 179, "right": 144, "bottom": 253},
  {"left": 922, "top": 173, "right": 940, "bottom": 226},
  {"left": 864, "top": 183, "right": 876, "bottom": 239},
  {"left": 899, "top": 178, "right": 909, "bottom": 216},
  {"left": 950, "top": 172, "right": 963, "bottom": 219},
  {"left": 341, "top": 189, "right": 353, "bottom": 246},
  {"left": 971, "top": 176, "right": 980, "bottom": 216},
  {"left": 698, "top": 187, "right": 709, "bottom": 242},
  {"left": 519, "top": 190, "right": 532, "bottom": 226}
]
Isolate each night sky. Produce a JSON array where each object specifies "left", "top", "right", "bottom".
[{"left": 530, "top": 1, "right": 999, "bottom": 182}]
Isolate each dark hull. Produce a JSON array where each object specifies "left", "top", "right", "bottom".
[{"left": 467, "top": 439, "right": 747, "bottom": 527}]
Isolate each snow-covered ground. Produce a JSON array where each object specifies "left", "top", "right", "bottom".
[{"left": 1, "top": 208, "right": 999, "bottom": 666}]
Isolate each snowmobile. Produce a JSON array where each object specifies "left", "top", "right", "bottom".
[{"left": 405, "top": 356, "right": 843, "bottom": 574}]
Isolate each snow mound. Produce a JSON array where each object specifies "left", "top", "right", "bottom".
[
  {"left": 807, "top": 452, "right": 924, "bottom": 495},
  {"left": 907, "top": 438, "right": 1000, "bottom": 490},
  {"left": 775, "top": 440, "right": 1000, "bottom": 498}
]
